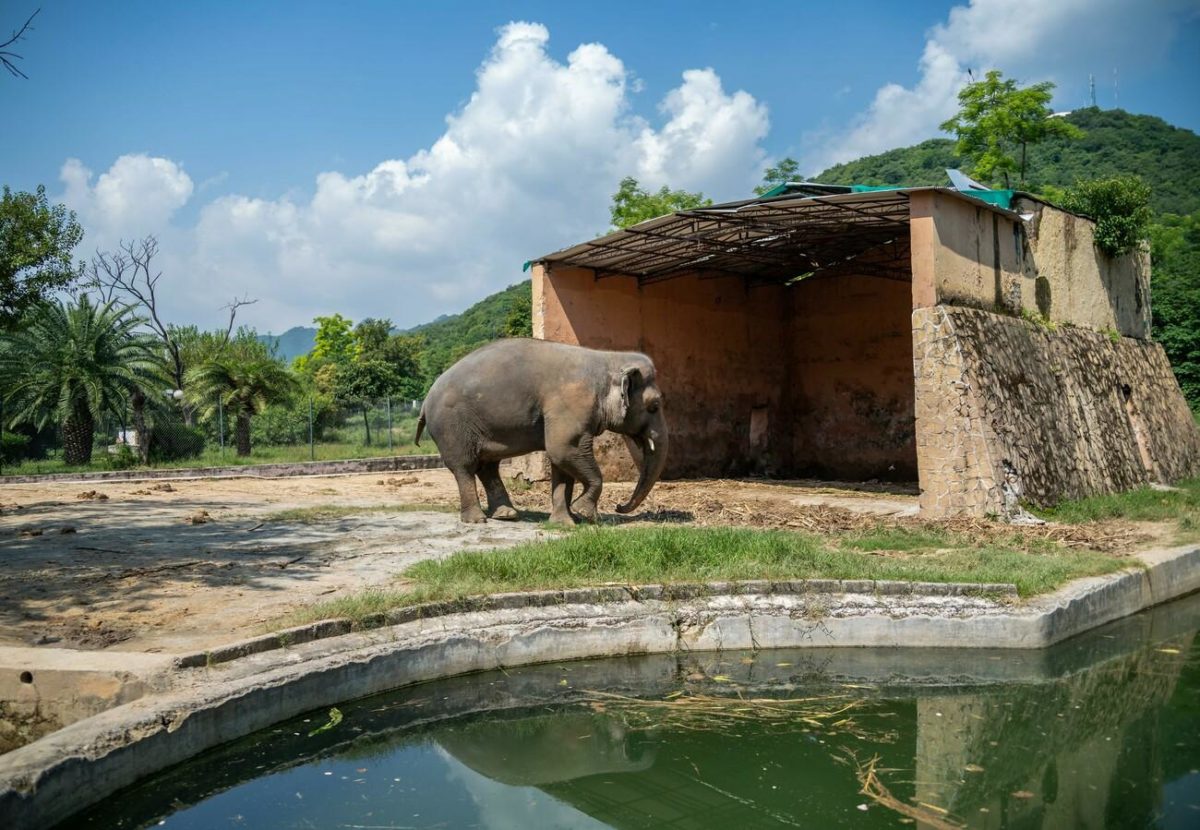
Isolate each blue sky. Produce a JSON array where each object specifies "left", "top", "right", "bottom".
[{"left": 5, "top": 1, "right": 1199, "bottom": 332}]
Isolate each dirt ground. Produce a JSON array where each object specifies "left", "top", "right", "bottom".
[{"left": 0, "top": 469, "right": 1150, "bottom": 655}]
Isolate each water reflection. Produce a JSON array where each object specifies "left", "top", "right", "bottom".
[{"left": 62, "top": 591, "right": 1200, "bottom": 829}]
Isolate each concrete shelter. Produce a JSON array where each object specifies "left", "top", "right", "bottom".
[{"left": 530, "top": 185, "right": 1200, "bottom": 518}]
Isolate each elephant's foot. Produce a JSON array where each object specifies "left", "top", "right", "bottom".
[
  {"left": 460, "top": 505, "right": 488, "bottom": 524},
  {"left": 572, "top": 500, "right": 599, "bottom": 524},
  {"left": 490, "top": 505, "right": 519, "bottom": 521},
  {"left": 548, "top": 509, "right": 576, "bottom": 527}
]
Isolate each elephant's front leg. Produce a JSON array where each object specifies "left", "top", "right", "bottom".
[
  {"left": 549, "top": 463, "right": 576, "bottom": 526},
  {"left": 477, "top": 461, "right": 518, "bottom": 521},
  {"left": 549, "top": 432, "right": 603, "bottom": 523}
]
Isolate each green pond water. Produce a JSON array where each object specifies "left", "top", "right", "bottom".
[{"left": 63, "top": 592, "right": 1200, "bottom": 829}]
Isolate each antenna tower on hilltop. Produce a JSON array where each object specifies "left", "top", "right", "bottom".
[{"left": 1089, "top": 74, "right": 1096, "bottom": 108}]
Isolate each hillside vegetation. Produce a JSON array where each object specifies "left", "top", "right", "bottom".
[
  {"left": 403, "top": 280, "right": 532, "bottom": 384},
  {"left": 816, "top": 108, "right": 1200, "bottom": 216}
]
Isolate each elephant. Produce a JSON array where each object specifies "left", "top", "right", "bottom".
[{"left": 414, "top": 338, "right": 668, "bottom": 524}]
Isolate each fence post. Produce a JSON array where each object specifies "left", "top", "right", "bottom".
[
  {"left": 387, "top": 397, "right": 393, "bottom": 453},
  {"left": 218, "top": 396, "right": 225, "bottom": 457},
  {"left": 309, "top": 396, "right": 315, "bottom": 462}
]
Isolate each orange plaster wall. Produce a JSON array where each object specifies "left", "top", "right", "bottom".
[
  {"left": 536, "top": 262, "right": 916, "bottom": 481},
  {"left": 789, "top": 275, "right": 918, "bottom": 480},
  {"left": 538, "top": 264, "right": 791, "bottom": 478}
]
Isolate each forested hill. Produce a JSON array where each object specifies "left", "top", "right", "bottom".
[
  {"left": 815, "top": 108, "right": 1200, "bottom": 216},
  {"left": 402, "top": 280, "right": 532, "bottom": 381},
  {"left": 260, "top": 326, "right": 317, "bottom": 363}
]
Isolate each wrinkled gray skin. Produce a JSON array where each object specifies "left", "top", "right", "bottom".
[{"left": 415, "top": 338, "right": 668, "bottom": 525}]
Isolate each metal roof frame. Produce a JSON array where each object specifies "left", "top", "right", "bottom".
[{"left": 535, "top": 186, "right": 1019, "bottom": 286}]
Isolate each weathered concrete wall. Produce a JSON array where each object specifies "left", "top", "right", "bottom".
[
  {"left": 913, "top": 305, "right": 1200, "bottom": 516},
  {"left": 910, "top": 191, "right": 1151, "bottom": 338},
  {"left": 789, "top": 275, "right": 917, "bottom": 480},
  {"left": 534, "top": 263, "right": 917, "bottom": 481}
]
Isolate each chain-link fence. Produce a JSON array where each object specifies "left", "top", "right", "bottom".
[{"left": 0, "top": 396, "right": 427, "bottom": 476}]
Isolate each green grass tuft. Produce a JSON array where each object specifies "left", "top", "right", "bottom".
[
  {"left": 279, "top": 526, "right": 1129, "bottom": 630},
  {"left": 1034, "top": 478, "right": 1200, "bottom": 535}
]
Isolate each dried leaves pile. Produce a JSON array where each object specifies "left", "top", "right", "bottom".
[{"left": 514, "top": 479, "right": 1147, "bottom": 554}]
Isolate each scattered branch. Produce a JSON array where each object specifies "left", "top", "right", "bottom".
[{"left": 1, "top": 8, "right": 39, "bottom": 80}]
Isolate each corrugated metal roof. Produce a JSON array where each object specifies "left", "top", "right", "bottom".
[{"left": 535, "top": 186, "right": 1019, "bottom": 286}]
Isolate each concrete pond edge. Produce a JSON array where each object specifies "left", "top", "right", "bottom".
[
  {"left": 1, "top": 544, "right": 1198, "bottom": 829},
  {"left": 176, "top": 577, "right": 1022, "bottom": 669}
]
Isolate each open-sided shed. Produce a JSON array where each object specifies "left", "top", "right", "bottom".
[{"left": 530, "top": 185, "right": 1200, "bottom": 517}]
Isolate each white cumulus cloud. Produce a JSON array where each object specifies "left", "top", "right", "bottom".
[
  {"left": 60, "top": 21, "right": 771, "bottom": 332},
  {"left": 805, "top": 0, "right": 1199, "bottom": 174},
  {"left": 61, "top": 154, "right": 193, "bottom": 240}
]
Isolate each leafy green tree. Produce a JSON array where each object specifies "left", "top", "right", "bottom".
[
  {"left": 1056, "top": 176, "right": 1153, "bottom": 257},
  {"left": 940, "top": 70, "right": 1083, "bottom": 188},
  {"left": 754, "top": 157, "right": 801, "bottom": 195},
  {"left": 0, "top": 185, "right": 84, "bottom": 331},
  {"left": 0, "top": 296, "right": 156, "bottom": 464},
  {"left": 1150, "top": 211, "right": 1200, "bottom": 408},
  {"left": 353, "top": 318, "right": 392, "bottom": 358},
  {"left": 186, "top": 355, "right": 298, "bottom": 456},
  {"left": 331, "top": 359, "right": 400, "bottom": 445},
  {"left": 294, "top": 313, "right": 355, "bottom": 376},
  {"left": 609, "top": 176, "right": 711, "bottom": 229}
]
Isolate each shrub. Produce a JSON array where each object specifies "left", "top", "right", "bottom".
[
  {"left": 1058, "top": 176, "right": 1153, "bottom": 257},
  {"left": 148, "top": 421, "right": 205, "bottom": 461},
  {"left": 106, "top": 444, "right": 138, "bottom": 470},
  {"left": 1, "top": 431, "right": 30, "bottom": 463}
]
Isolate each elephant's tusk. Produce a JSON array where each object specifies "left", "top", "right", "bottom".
[{"left": 646, "top": 437, "right": 655, "bottom": 453}]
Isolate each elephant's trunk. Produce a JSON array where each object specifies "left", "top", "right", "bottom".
[{"left": 616, "top": 425, "right": 668, "bottom": 515}]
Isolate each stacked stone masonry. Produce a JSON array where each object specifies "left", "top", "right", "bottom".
[{"left": 913, "top": 305, "right": 1200, "bottom": 516}]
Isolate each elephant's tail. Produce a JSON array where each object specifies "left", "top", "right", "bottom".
[{"left": 414, "top": 406, "right": 426, "bottom": 446}]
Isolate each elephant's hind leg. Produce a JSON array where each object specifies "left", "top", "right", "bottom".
[
  {"left": 478, "top": 461, "right": 518, "bottom": 520},
  {"left": 449, "top": 464, "right": 487, "bottom": 524}
]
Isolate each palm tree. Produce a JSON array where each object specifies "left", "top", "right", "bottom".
[
  {"left": 0, "top": 296, "right": 157, "bottom": 464},
  {"left": 187, "top": 356, "right": 298, "bottom": 456}
]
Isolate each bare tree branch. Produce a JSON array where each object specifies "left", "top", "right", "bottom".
[
  {"left": 86, "top": 236, "right": 185, "bottom": 393},
  {"left": 220, "top": 295, "right": 259, "bottom": 345},
  {"left": 1, "top": 9, "right": 39, "bottom": 80}
]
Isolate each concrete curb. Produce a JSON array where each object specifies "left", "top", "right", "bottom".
[
  {"left": 175, "top": 578, "right": 1021, "bottom": 669},
  {"left": 1, "top": 545, "right": 1197, "bottom": 829},
  {"left": 0, "top": 454, "right": 443, "bottom": 485}
]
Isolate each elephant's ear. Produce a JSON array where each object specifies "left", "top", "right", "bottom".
[{"left": 619, "top": 365, "right": 643, "bottom": 412}]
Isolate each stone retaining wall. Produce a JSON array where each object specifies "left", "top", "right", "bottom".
[
  {"left": 913, "top": 305, "right": 1200, "bottom": 516},
  {"left": 0, "top": 454, "right": 443, "bottom": 486}
]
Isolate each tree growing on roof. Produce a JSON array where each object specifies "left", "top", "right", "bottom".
[
  {"left": 754, "top": 158, "right": 801, "bottom": 195},
  {"left": 940, "top": 70, "right": 1082, "bottom": 189},
  {"left": 609, "top": 176, "right": 711, "bottom": 229}
]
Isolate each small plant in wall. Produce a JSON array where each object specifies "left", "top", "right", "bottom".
[{"left": 1020, "top": 307, "right": 1058, "bottom": 332}]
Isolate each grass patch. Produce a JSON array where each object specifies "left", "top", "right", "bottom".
[
  {"left": 263, "top": 503, "right": 454, "bottom": 523},
  {"left": 1034, "top": 478, "right": 1200, "bottom": 538},
  {"left": 279, "top": 525, "right": 1129, "bottom": 630}
]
